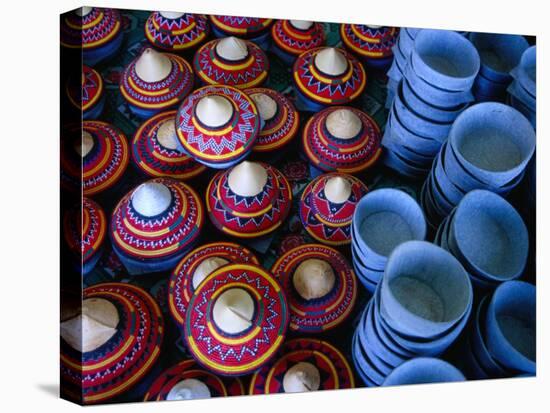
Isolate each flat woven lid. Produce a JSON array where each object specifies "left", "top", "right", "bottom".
[
  {"left": 245, "top": 87, "right": 300, "bottom": 152},
  {"left": 185, "top": 263, "right": 288, "bottom": 376},
  {"left": 67, "top": 65, "right": 103, "bottom": 112},
  {"left": 63, "top": 197, "right": 107, "bottom": 263},
  {"left": 132, "top": 110, "right": 206, "bottom": 180},
  {"left": 302, "top": 106, "right": 382, "bottom": 174},
  {"left": 144, "top": 359, "right": 244, "bottom": 400},
  {"left": 82, "top": 121, "right": 129, "bottom": 196},
  {"left": 61, "top": 7, "right": 121, "bottom": 50},
  {"left": 145, "top": 12, "right": 209, "bottom": 51},
  {"left": 272, "top": 20, "right": 325, "bottom": 56},
  {"left": 293, "top": 47, "right": 366, "bottom": 105},
  {"left": 194, "top": 38, "right": 269, "bottom": 89},
  {"left": 169, "top": 242, "right": 260, "bottom": 326},
  {"left": 206, "top": 162, "right": 293, "bottom": 238},
  {"left": 249, "top": 338, "right": 355, "bottom": 394},
  {"left": 300, "top": 173, "right": 368, "bottom": 245},
  {"left": 110, "top": 178, "right": 204, "bottom": 261},
  {"left": 271, "top": 244, "right": 357, "bottom": 332},
  {"left": 341, "top": 24, "right": 399, "bottom": 58},
  {"left": 120, "top": 50, "right": 194, "bottom": 110},
  {"left": 176, "top": 85, "right": 260, "bottom": 168},
  {"left": 60, "top": 283, "right": 164, "bottom": 404},
  {"left": 209, "top": 15, "right": 273, "bottom": 36}
]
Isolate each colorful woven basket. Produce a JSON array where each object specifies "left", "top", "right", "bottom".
[
  {"left": 132, "top": 110, "right": 206, "bottom": 180},
  {"left": 185, "top": 263, "right": 289, "bottom": 376},
  {"left": 340, "top": 25, "right": 399, "bottom": 69},
  {"left": 193, "top": 38, "right": 269, "bottom": 89},
  {"left": 293, "top": 47, "right": 367, "bottom": 109},
  {"left": 271, "top": 20, "right": 325, "bottom": 63},
  {"left": 244, "top": 87, "right": 300, "bottom": 153},
  {"left": 299, "top": 173, "right": 369, "bottom": 245},
  {"left": 60, "top": 283, "right": 164, "bottom": 404},
  {"left": 120, "top": 49, "right": 194, "bottom": 119},
  {"left": 176, "top": 85, "right": 260, "bottom": 168},
  {"left": 270, "top": 244, "right": 357, "bottom": 332},
  {"left": 110, "top": 178, "right": 204, "bottom": 272},
  {"left": 302, "top": 106, "right": 382, "bottom": 174},
  {"left": 82, "top": 121, "right": 129, "bottom": 196},
  {"left": 206, "top": 162, "right": 293, "bottom": 238},
  {"left": 63, "top": 197, "right": 107, "bottom": 274},
  {"left": 145, "top": 12, "right": 210, "bottom": 52},
  {"left": 249, "top": 338, "right": 355, "bottom": 394},
  {"left": 60, "top": 7, "right": 123, "bottom": 66},
  {"left": 209, "top": 15, "right": 273, "bottom": 49},
  {"left": 66, "top": 65, "right": 105, "bottom": 119},
  {"left": 169, "top": 242, "right": 260, "bottom": 327},
  {"left": 144, "top": 359, "right": 245, "bottom": 400}
]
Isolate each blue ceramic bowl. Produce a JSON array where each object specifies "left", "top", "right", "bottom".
[
  {"left": 353, "top": 260, "right": 378, "bottom": 293},
  {"left": 433, "top": 149, "right": 466, "bottom": 205},
  {"left": 451, "top": 190, "right": 528, "bottom": 283},
  {"left": 508, "top": 94, "right": 536, "bottom": 129},
  {"left": 382, "top": 357, "right": 465, "bottom": 386},
  {"left": 469, "top": 33, "right": 529, "bottom": 84},
  {"left": 402, "top": 77, "right": 469, "bottom": 123},
  {"left": 352, "top": 332, "right": 379, "bottom": 387},
  {"left": 427, "top": 170, "right": 456, "bottom": 215},
  {"left": 508, "top": 79, "right": 536, "bottom": 110},
  {"left": 352, "top": 330, "right": 386, "bottom": 385},
  {"left": 473, "top": 72, "right": 508, "bottom": 100},
  {"left": 393, "top": 81, "right": 454, "bottom": 141},
  {"left": 383, "top": 146, "right": 431, "bottom": 179},
  {"left": 513, "top": 46, "right": 536, "bottom": 98},
  {"left": 411, "top": 29, "right": 480, "bottom": 92},
  {"left": 352, "top": 189, "right": 427, "bottom": 269},
  {"left": 382, "top": 129, "right": 435, "bottom": 169},
  {"left": 448, "top": 102, "right": 536, "bottom": 187},
  {"left": 387, "top": 108, "right": 443, "bottom": 156},
  {"left": 405, "top": 57, "right": 475, "bottom": 108},
  {"left": 387, "top": 60, "right": 404, "bottom": 83},
  {"left": 485, "top": 281, "right": 536, "bottom": 374},
  {"left": 471, "top": 295, "right": 510, "bottom": 377},
  {"left": 380, "top": 241, "right": 472, "bottom": 339}
]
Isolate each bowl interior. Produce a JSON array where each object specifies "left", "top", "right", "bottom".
[
  {"left": 452, "top": 103, "right": 535, "bottom": 173},
  {"left": 355, "top": 190, "right": 426, "bottom": 257},
  {"left": 415, "top": 30, "right": 479, "bottom": 78},
  {"left": 471, "top": 33, "right": 528, "bottom": 73},
  {"left": 454, "top": 191, "right": 528, "bottom": 279},
  {"left": 386, "top": 242, "right": 471, "bottom": 323}
]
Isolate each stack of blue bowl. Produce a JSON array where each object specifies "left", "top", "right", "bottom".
[
  {"left": 462, "top": 281, "right": 536, "bottom": 379},
  {"left": 434, "top": 190, "right": 529, "bottom": 290},
  {"left": 508, "top": 46, "right": 536, "bottom": 129},
  {"left": 352, "top": 241, "right": 473, "bottom": 386},
  {"left": 469, "top": 33, "right": 529, "bottom": 102},
  {"left": 386, "top": 28, "right": 420, "bottom": 108},
  {"left": 421, "top": 101, "right": 536, "bottom": 227},
  {"left": 383, "top": 29, "right": 480, "bottom": 178},
  {"left": 382, "top": 357, "right": 465, "bottom": 386},
  {"left": 351, "top": 189, "right": 427, "bottom": 293}
]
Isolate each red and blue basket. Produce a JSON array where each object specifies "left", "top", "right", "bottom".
[
  {"left": 205, "top": 163, "right": 292, "bottom": 238},
  {"left": 168, "top": 242, "right": 260, "bottom": 328},
  {"left": 302, "top": 106, "right": 382, "bottom": 175},
  {"left": 110, "top": 178, "right": 204, "bottom": 274},
  {"left": 185, "top": 263, "right": 289, "bottom": 376},
  {"left": 63, "top": 197, "right": 107, "bottom": 275},
  {"left": 120, "top": 51, "right": 194, "bottom": 119},
  {"left": 66, "top": 65, "right": 105, "bottom": 120},
  {"left": 299, "top": 172, "right": 369, "bottom": 245},
  {"left": 270, "top": 244, "right": 357, "bottom": 333},
  {"left": 61, "top": 8, "right": 123, "bottom": 66},
  {"left": 82, "top": 121, "right": 129, "bottom": 197},
  {"left": 209, "top": 15, "right": 273, "bottom": 50},
  {"left": 249, "top": 338, "right": 355, "bottom": 394},
  {"left": 292, "top": 47, "right": 367, "bottom": 111},
  {"left": 60, "top": 283, "right": 164, "bottom": 404},
  {"left": 340, "top": 24, "right": 399, "bottom": 70},
  {"left": 132, "top": 110, "right": 206, "bottom": 180},
  {"left": 193, "top": 38, "right": 269, "bottom": 89},
  {"left": 244, "top": 87, "right": 300, "bottom": 153},
  {"left": 145, "top": 12, "right": 210, "bottom": 52},
  {"left": 176, "top": 85, "right": 261, "bottom": 168},
  {"left": 144, "top": 359, "right": 245, "bottom": 400},
  {"left": 271, "top": 20, "right": 325, "bottom": 64}
]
